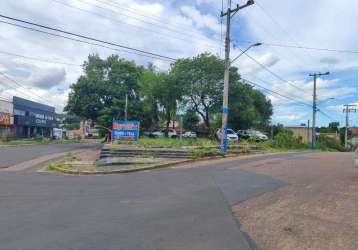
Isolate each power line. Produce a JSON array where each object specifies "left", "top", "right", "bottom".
[
  {"left": 0, "top": 79, "right": 42, "bottom": 102},
  {"left": 241, "top": 78, "right": 313, "bottom": 108},
  {"left": 237, "top": 46, "right": 309, "bottom": 94},
  {"left": 0, "top": 14, "right": 177, "bottom": 62},
  {"left": 262, "top": 42, "right": 358, "bottom": 55},
  {"left": 96, "top": 0, "right": 214, "bottom": 40},
  {"left": 92, "top": 0, "right": 222, "bottom": 45},
  {"left": 0, "top": 50, "right": 82, "bottom": 67},
  {"left": 0, "top": 72, "right": 50, "bottom": 104},
  {"left": 0, "top": 20, "right": 171, "bottom": 62},
  {"left": 50, "top": 0, "right": 221, "bottom": 51}
]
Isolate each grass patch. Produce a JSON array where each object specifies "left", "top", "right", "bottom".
[
  {"left": 64, "top": 152, "right": 82, "bottom": 162},
  {"left": 114, "top": 137, "right": 219, "bottom": 148}
]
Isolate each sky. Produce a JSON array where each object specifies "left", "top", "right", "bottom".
[{"left": 0, "top": 0, "right": 357, "bottom": 127}]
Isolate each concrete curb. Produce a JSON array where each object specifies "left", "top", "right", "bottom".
[
  {"left": 46, "top": 150, "right": 310, "bottom": 175},
  {"left": 48, "top": 155, "right": 229, "bottom": 175},
  {"left": 0, "top": 149, "right": 87, "bottom": 172}
]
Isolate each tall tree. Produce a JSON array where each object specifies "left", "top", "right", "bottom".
[
  {"left": 65, "top": 54, "right": 144, "bottom": 127},
  {"left": 170, "top": 53, "right": 225, "bottom": 130}
]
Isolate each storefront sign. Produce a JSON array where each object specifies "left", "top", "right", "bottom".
[
  {"left": 112, "top": 120, "right": 140, "bottom": 141},
  {"left": 0, "top": 112, "right": 12, "bottom": 126}
]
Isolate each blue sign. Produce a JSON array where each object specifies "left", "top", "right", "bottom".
[{"left": 112, "top": 120, "right": 140, "bottom": 141}]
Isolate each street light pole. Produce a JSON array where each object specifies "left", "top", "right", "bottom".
[{"left": 220, "top": 0, "right": 255, "bottom": 154}]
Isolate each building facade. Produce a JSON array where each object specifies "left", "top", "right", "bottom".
[
  {"left": 13, "top": 96, "right": 57, "bottom": 138},
  {"left": 0, "top": 99, "right": 14, "bottom": 139},
  {"left": 286, "top": 126, "right": 312, "bottom": 144}
]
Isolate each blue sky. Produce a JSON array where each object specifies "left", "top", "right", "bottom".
[{"left": 0, "top": 0, "right": 357, "bottom": 127}]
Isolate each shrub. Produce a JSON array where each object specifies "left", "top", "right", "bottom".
[
  {"left": 317, "top": 135, "right": 346, "bottom": 152},
  {"left": 270, "top": 130, "right": 304, "bottom": 149}
]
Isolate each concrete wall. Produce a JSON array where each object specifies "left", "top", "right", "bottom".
[{"left": 286, "top": 127, "right": 312, "bottom": 144}]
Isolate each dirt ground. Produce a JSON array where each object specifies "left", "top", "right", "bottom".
[{"left": 231, "top": 152, "right": 358, "bottom": 250}]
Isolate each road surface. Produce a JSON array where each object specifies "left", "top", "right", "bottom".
[
  {"left": 0, "top": 152, "right": 319, "bottom": 250},
  {"left": 0, "top": 143, "right": 99, "bottom": 168}
]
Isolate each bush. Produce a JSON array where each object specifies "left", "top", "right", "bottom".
[
  {"left": 317, "top": 135, "right": 346, "bottom": 152},
  {"left": 270, "top": 130, "right": 305, "bottom": 149}
]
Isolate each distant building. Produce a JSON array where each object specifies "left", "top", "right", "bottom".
[
  {"left": 13, "top": 96, "right": 57, "bottom": 138},
  {"left": 286, "top": 125, "right": 312, "bottom": 144}
]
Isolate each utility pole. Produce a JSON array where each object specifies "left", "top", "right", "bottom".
[
  {"left": 307, "top": 120, "right": 310, "bottom": 144},
  {"left": 220, "top": 0, "right": 254, "bottom": 153},
  {"left": 124, "top": 93, "right": 128, "bottom": 121},
  {"left": 309, "top": 72, "right": 330, "bottom": 148},
  {"left": 343, "top": 104, "right": 357, "bottom": 148}
]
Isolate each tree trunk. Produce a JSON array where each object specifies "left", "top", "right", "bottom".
[{"left": 165, "top": 110, "right": 170, "bottom": 137}]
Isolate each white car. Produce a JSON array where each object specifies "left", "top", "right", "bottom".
[
  {"left": 183, "top": 131, "right": 197, "bottom": 138},
  {"left": 354, "top": 148, "right": 358, "bottom": 168},
  {"left": 216, "top": 128, "right": 239, "bottom": 141},
  {"left": 162, "top": 129, "right": 177, "bottom": 138},
  {"left": 246, "top": 129, "right": 269, "bottom": 141}
]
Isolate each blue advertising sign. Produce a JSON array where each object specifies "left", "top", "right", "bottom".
[{"left": 112, "top": 120, "right": 140, "bottom": 141}]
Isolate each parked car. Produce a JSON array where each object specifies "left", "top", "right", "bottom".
[
  {"left": 251, "top": 130, "right": 269, "bottom": 141},
  {"left": 354, "top": 148, "right": 358, "bottom": 168},
  {"left": 216, "top": 128, "right": 239, "bottom": 141},
  {"left": 161, "top": 129, "right": 177, "bottom": 138},
  {"left": 237, "top": 130, "right": 250, "bottom": 139},
  {"left": 144, "top": 131, "right": 164, "bottom": 138},
  {"left": 238, "top": 129, "right": 268, "bottom": 142},
  {"left": 183, "top": 131, "right": 197, "bottom": 139}
]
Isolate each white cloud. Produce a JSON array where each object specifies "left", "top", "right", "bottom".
[{"left": 180, "top": 6, "right": 221, "bottom": 33}]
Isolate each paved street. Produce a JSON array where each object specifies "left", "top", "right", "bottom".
[
  {"left": 0, "top": 143, "right": 99, "bottom": 168},
  {"left": 0, "top": 152, "right": 312, "bottom": 250}
]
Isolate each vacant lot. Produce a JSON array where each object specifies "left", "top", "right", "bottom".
[{"left": 232, "top": 152, "right": 358, "bottom": 250}]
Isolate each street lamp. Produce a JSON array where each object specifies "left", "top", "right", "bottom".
[
  {"left": 231, "top": 43, "right": 262, "bottom": 64},
  {"left": 220, "top": 42, "right": 262, "bottom": 154}
]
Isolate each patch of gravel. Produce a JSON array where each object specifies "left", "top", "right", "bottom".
[{"left": 232, "top": 152, "right": 358, "bottom": 250}]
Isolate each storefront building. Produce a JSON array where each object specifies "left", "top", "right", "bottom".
[
  {"left": 0, "top": 99, "right": 14, "bottom": 139},
  {"left": 13, "top": 96, "right": 57, "bottom": 138}
]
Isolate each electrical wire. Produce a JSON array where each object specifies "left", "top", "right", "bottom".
[
  {"left": 50, "top": 0, "right": 221, "bottom": 51},
  {"left": 0, "top": 50, "right": 82, "bottom": 67},
  {"left": 0, "top": 14, "right": 177, "bottom": 61},
  {"left": 0, "top": 20, "right": 175, "bottom": 62},
  {"left": 241, "top": 78, "right": 313, "bottom": 108},
  {"left": 237, "top": 46, "right": 309, "bottom": 94},
  {"left": 92, "top": 0, "right": 222, "bottom": 45},
  {"left": 0, "top": 72, "right": 50, "bottom": 104}
]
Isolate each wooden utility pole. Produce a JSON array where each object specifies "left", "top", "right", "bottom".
[
  {"left": 343, "top": 104, "right": 357, "bottom": 148},
  {"left": 309, "top": 72, "right": 330, "bottom": 148}
]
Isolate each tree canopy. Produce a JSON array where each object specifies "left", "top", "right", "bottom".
[{"left": 65, "top": 53, "right": 273, "bottom": 134}]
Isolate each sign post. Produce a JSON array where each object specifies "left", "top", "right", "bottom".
[{"left": 112, "top": 120, "right": 140, "bottom": 142}]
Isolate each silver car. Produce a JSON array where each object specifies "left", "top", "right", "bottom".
[{"left": 354, "top": 148, "right": 358, "bottom": 168}]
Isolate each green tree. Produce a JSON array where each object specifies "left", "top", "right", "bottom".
[
  {"left": 183, "top": 110, "right": 200, "bottom": 131},
  {"left": 155, "top": 74, "right": 184, "bottom": 135},
  {"left": 170, "top": 53, "right": 225, "bottom": 130},
  {"left": 65, "top": 54, "right": 145, "bottom": 127},
  {"left": 228, "top": 81, "right": 273, "bottom": 131}
]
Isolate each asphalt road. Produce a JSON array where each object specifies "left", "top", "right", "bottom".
[
  {"left": 0, "top": 152, "right": 309, "bottom": 250},
  {"left": 0, "top": 143, "right": 99, "bottom": 168}
]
